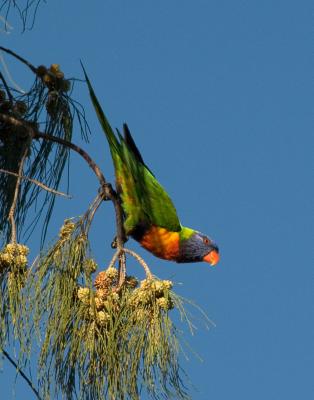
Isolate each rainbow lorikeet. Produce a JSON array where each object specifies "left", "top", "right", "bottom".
[{"left": 84, "top": 71, "right": 219, "bottom": 266}]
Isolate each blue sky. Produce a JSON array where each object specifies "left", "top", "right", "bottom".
[{"left": 0, "top": 1, "right": 312, "bottom": 399}]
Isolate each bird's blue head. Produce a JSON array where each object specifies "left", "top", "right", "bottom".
[{"left": 178, "top": 230, "right": 220, "bottom": 265}]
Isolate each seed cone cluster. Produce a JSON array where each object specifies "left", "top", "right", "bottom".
[
  {"left": 37, "top": 64, "right": 71, "bottom": 93},
  {"left": 0, "top": 90, "right": 28, "bottom": 118},
  {"left": 83, "top": 258, "right": 97, "bottom": 275},
  {"left": 34, "top": 220, "right": 188, "bottom": 400},
  {"left": 77, "top": 266, "right": 174, "bottom": 329},
  {"left": 0, "top": 243, "right": 30, "bottom": 297},
  {"left": 130, "top": 278, "right": 174, "bottom": 311},
  {"left": 58, "top": 219, "right": 76, "bottom": 241},
  {"left": 78, "top": 266, "right": 123, "bottom": 327},
  {"left": 0, "top": 243, "right": 29, "bottom": 273}
]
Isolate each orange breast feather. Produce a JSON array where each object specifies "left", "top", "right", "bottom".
[{"left": 139, "top": 226, "right": 180, "bottom": 261}]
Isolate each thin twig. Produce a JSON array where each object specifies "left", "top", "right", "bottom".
[
  {"left": 124, "top": 248, "right": 152, "bottom": 279},
  {"left": 36, "top": 130, "right": 127, "bottom": 276},
  {"left": 0, "top": 113, "right": 106, "bottom": 187},
  {"left": 0, "top": 168, "right": 72, "bottom": 198},
  {"left": 0, "top": 16, "right": 13, "bottom": 32},
  {"left": 1, "top": 349, "right": 42, "bottom": 400},
  {"left": 0, "top": 52, "right": 26, "bottom": 94},
  {"left": 101, "top": 183, "right": 127, "bottom": 286},
  {"left": 118, "top": 251, "right": 126, "bottom": 287},
  {"left": 0, "top": 46, "right": 37, "bottom": 74},
  {"left": 107, "top": 249, "right": 127, "bottom": 291},
  {"left": 0, "top": 70, "right": 13, "bottom": 103},
  {"left": 8, "top": 146, "right": 28, "bottom": 243},
  {"left": 0, "top": 112, "right": 127, "bottom": 272},
  {"left": 83, "top": 193, "right": 103, "bottom": 233},
  {"left": 107, "top": 249, "right": 121, "bottom": 270},
  {"left": 35, "top": 132, "right": 107, "bottom": 187},
  {"left": 102, "top": 183, "right": 126, "bottom": 246}
]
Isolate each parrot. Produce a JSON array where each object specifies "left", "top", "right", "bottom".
[{"left": 83, "top": 70, "right": 220, "bottom": 266}]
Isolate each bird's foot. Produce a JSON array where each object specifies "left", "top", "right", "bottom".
[
  {"left": 111, "top": 237, "right": 117, "bottom": 248},
  {"left": 99, "top": 183, "right": 114, "bottom": 201},
  {"left": 111, "top": 235, "right": 128, "bottom": 249}
]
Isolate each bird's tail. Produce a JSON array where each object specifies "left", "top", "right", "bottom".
[{"left": 81, "top": 63, "right": 119, "bottom": 155}]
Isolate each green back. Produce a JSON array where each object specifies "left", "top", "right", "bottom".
[{"left": 83, "top": 68, "right": 181, "bottom": 234}]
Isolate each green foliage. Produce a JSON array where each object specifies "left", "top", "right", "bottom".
[
  {"left": 0, "top": 58, "right": 89, "bottom": 243},
  {"left": 27, "top": 217, "right": 197, "bottom": 399},
  {"left": 0, "top": 243, "right": 30, "bottom": 354}
]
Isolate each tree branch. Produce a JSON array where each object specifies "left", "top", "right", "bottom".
[
  {"left": 0, "top": 168, "right": 71, "bottom": 198},
  {"left": 1, "top": 349, "right": 42, "bottom": 400},
  {"left": 0, "top": 111, "right": 127, "bottom": 260},
  {"left": 0, "top": 46, "right": 37, "bottom": 74},
  {"left": 0, "top": 112, "right": 106, "bottom": 187},
  {"left": 109, "top": 247, "right": 152, "bottom": 288},
  {"left": 0, "top": 70, "right": 13, "bottom": 104},
  {"left": 8, "top": 146, "right": 28, "bottom": 243},
  {"left": 34, "top": 130, "right": 127, "bottom": 253},
  {"left": 35, "top": 130, "right": 107, "bottom": 187},
  {"left": 124, "top": 248, "right": 152, "bottom": 279}
]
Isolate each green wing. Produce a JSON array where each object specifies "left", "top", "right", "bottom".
[{"left": 83, "top": 67, "right": 181, "bottom": 234}]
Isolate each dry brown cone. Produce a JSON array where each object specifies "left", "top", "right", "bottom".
[
  {"left": 94, "top": 267, "right": 118, "bottom": 290},
  {"left": 94, "top": 271, "right": 112, "bottom": 290}
]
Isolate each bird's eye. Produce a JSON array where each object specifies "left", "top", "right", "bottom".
[{"left": 203, "top": 237, "right": 210, "bottom": 245}]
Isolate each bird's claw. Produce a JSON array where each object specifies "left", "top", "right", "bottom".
[
  {"left": 99, "top": 183, "right": 114, "bottom": 201},
  {"left": 111, "top": 237, "right": 117, "bottom": 248},
  {"left": 111, "top": 235, "right": 128, "bottom": 249}
]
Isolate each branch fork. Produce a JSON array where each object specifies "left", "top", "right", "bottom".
[{"left": 108, "top": 246, "right": 153, "bottom": 291}]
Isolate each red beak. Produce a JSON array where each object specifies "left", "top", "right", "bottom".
[{"left": 203, "top": 249, "right": 220, "bottom": 266}]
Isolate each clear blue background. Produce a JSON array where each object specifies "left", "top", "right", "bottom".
[{"left": 0, "top": 1, "right": 312, "bottom": 399}]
